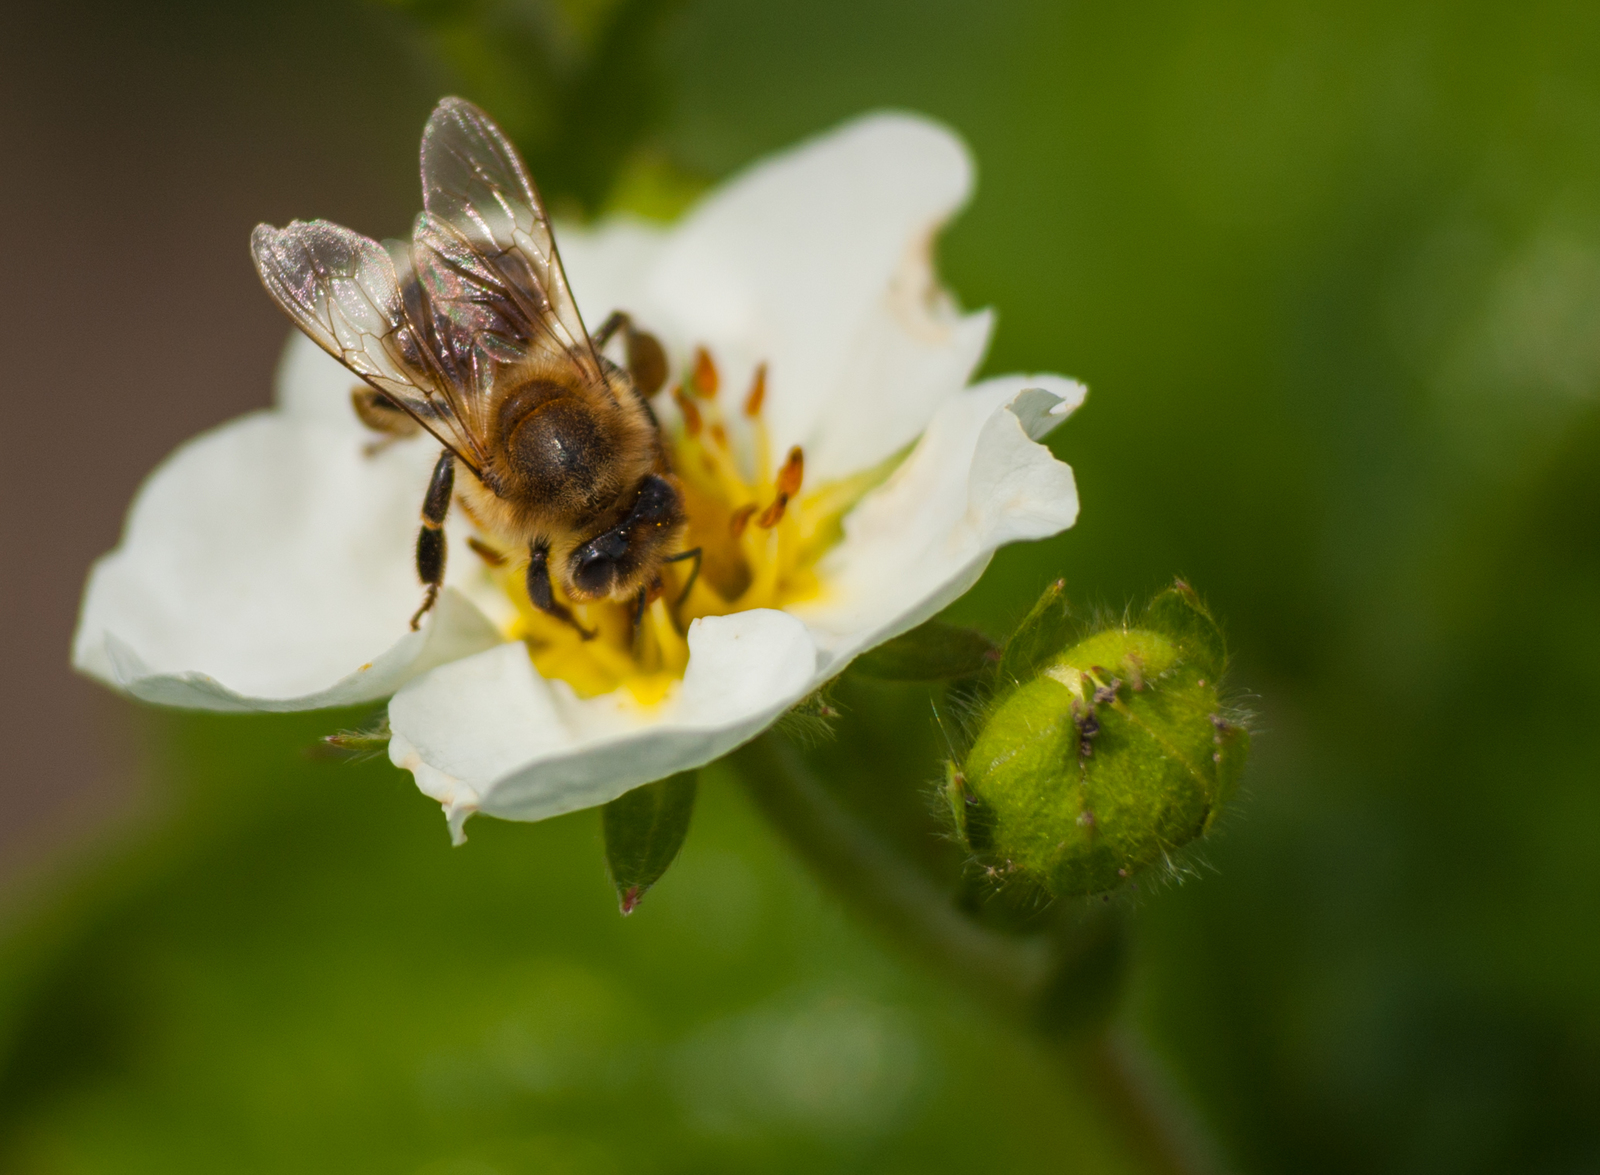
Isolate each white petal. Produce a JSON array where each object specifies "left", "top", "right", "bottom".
[
  {"left": 789, "top": 374, "right": 1087, "bottom": 673},
  {"left": 273, "top": 330, "right": 371, "bottom": 431},
  {"left": 638, "top": 113, "right": 990, "bottom": 481},
  {"left": 72, "top": 409, "right": 502, "bottom": 711},
  {"left": 388, "top": 609, "right": 817, "bottom": 840},
  {"left": 555, "top": 216, "right": 669, "bottom": 336}
]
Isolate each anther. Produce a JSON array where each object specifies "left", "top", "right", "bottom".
[
  {"left": 743, "top": 363, "right": 767, "bottom": 417},
  {"left": 709, "top": 422, "right": 728, "bottom": 449},
  {"left": 776, "top": 446, "right": 804, "bottom": 497},
  {"left": 466, "top": 536, "right": 506, "bottom": 566},
  {"left": 729, "top": 503, "right": 758, "bottom": 538},
  {"left": 672, "top": 386, "right": 702, "bottom": 436},
  {"left": 691, "top": 347, "right": 719, "bottom": 397},
  {"left": 757, "top": 493, "right": 789, "bottom": 528}
]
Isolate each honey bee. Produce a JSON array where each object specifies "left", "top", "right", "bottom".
[{"left": 251, "top": 97, "right": 695, "bottom": 636}]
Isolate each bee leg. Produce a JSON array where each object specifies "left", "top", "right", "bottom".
[
  {"left": 632, "top": 587, "right": 650, "bottom": 638},
  {"left": 664, "top": 547, "right": 702, "bottom": 608},
  {"left": 591, "top": 310, "right": 667, "bottom": 399},
  {"left": 352, "top": 386, "right": 422, "bottom": 457},
  {"left": 591, "top": 310, "right": 627, "bottom": 350},
  {"left": 527, "top": 541, "right": 596, "bottom": 641},
  {"left": 409, "top": 449, "right": 455, "bottom": 631}
]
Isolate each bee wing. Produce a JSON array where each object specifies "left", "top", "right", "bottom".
[
  {"left": 251, "top": 219, "right": 491, "bottom": 471},
  {"left": 417, "top": 96, "right": 604, "bottom": 381}
]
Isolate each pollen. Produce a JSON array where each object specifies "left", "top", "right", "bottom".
[{"left": 477, "top": 347, "right": 899, "bottom": 707}]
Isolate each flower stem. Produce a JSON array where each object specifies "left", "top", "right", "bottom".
[
  {"left": 730, "top": 730, "right": 1222, "bottom": 1175},
  {"left": 731, "top": 732, "right": 1054, "bottom": 1013},
  {"left": 1079, "top": 1029, "right": 1230, "bottom": 1175}
]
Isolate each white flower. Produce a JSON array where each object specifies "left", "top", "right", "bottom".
[{"left": 74, "top": 112, "right": 1085, "bottom": 842}]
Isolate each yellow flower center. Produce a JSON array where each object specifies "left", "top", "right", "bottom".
[{"left": 473, "top": 350, "right": 895, "bottom": 706}]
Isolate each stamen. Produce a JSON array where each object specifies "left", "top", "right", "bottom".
[
  {"left": 673, "top": 386, "right": 702, "bottom": 435},
  {"left": 466, "top": 536, "right": 506, "bottom": 566},
  {"left": 480, "top": 348, "right": 894, "bottom": 706},
  {"left": 776, "top": 446, "right": 805, "bottom": 497},
  {"left": 743, "top": 363, "right": 767, "bottom": 417},
  {"left": 757, "top": 493, "right": 788, "bottom": 529},
  {"left": 691, "top": 347, "right": 719, "bottom": 397}
]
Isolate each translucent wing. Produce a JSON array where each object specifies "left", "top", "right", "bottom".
[
  {"left": 417, "top": 96, "right": 604, "bottom": 382},
  {"left": 251, "top": 220, "right": 490, "bottom": 472}
]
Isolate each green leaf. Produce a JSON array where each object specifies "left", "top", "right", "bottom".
[
  {"left": 853, "top": 621, "right": 998, "bottom": 680},
  {"left": 601, "top": 771, "right": 698, "bottom": 915}
]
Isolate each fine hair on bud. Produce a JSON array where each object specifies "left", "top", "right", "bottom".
[
  {"left": 943, "top": 579, "right": 1250, "bottom": 900},
  {"left": 775, "top": 686, "right": 842, "bottom": 747}
]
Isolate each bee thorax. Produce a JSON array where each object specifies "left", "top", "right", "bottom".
[{"left": 506, "top": 397, "right": 608, "bottom": 504}]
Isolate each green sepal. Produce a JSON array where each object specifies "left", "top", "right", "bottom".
[
  {"left": 943, "top": 760, "right": 971, "bottom": 849},
  {"left": 317, "top": 713, "right": 391, "bottom": 760},
  {"left": 774, "top": 687, "right": 841, "bottom": 745},
  {"left": 854, "top": 621, "right": 998, "bottom": 681},
  {"left": 998, "top": 579, "right": 1075, "bottom": 686},
  {"left": 601, "top": 771, "right": 698, "bottom": 915},
  {"left": 1141, "top": 579, "right": 1227, "bottom": 683},
  {"left": 1209, "top": 715, "right": 1250, "bottom": 821}
]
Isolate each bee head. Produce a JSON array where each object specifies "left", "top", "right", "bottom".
[{"left": 565, "top": 475, "right": 685, "bottom": 601}]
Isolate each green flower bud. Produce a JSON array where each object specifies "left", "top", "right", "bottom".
[{"left": 949, "top": 581, "right": 1247, "bottom": 898}]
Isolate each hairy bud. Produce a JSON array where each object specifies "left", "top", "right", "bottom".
[{"left": 949, "top": 581, "right": 1247, "bottom": 898}]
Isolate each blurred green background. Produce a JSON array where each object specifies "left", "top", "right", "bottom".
[{"left": 4, "top": 0, "right": 1600, "bottom": 1171}]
